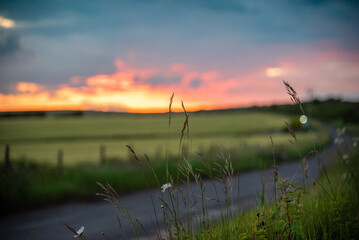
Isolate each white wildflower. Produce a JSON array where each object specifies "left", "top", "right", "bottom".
[
  {"left": 74, "top": 226, "right": 84, "bottom": 238},
  {"left": 337, "top": 127, "right": 346, "bottom": 136},
  {"left": 334, "top": 127, "right": 346, "bottom": 146},
  {"left": 353, "top": 137, "right": 358, "bottom": 148},
  {"left": 161, "top": 183, "right": 172, "bottom": 192},
  {"left": 334, "top": 136, "right": 344, "bottom": 146}
]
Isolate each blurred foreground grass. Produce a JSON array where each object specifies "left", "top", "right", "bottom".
[{"left": 195, "top": 126, "right": 359, "bottom": 240}]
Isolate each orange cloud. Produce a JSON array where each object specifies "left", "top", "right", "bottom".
[
  {"left": 16, "top": 82, "right": 43, "bottom": 93},
  {"left": 70, "top": 76, "right": 87, "bottom": 85},
  {"left": 0, "top": 61, "right": 300, "bottom": 112},
  {"left": 1, "top": 51, "right": 359, "bottom": 113},
  {"left": 1, "top": 60, "right": 245, "bottom": 112}
]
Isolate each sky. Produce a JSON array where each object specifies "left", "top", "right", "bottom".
[{"left": 0, "top": 0, "right": 358, "bottom": 113}]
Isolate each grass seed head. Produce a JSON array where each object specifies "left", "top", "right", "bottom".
[
  {"left": 283, "top": 80, "right": 305, "bottom": 114},
  {"left": 284, "top": 120, "right": 297, "bottom": 142},
  {"left": 169, "top": 93, "right": 174, "bottom": 127},
  {"left": 126, "top": 145, "right": 142, "bottom": 168}
]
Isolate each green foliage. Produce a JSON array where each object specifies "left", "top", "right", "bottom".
[
  {"left": 194, "top": 141, "right": 359, "bottom": 240},
  {"left": 275, "top": 179, "right": 304, "bottom": 239}
]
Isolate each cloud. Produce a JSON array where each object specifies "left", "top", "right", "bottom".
[
  {"left": 0, "top": 16, "right": 15, "bottom": 28},
  {"left": 70, "top": 76, "right": 87, "bottom": 85},
  {"left": 266, "top": 68, "right": 283, "bottom": 78},
  {"left": 0, "top": 0, "right": 84, "bottom": 21},
  {"left": 15, "top": 17, "right": 74, "bottom": 29},
  {"left": 0, "top": 59, "right": 248, "bottom": 112},
  {"left": 147, "top": 75, "right": 181, "bottom": 86},
  {"left": 190, "top": 79, "right": 202, "bottom": 88},
  {"left": 171, "top": 63, "right": 187, "bottom": 72},
  {"left": 1, "top": 0, "right": 358, "bottom": 95},
  {"left": 1, "top": 48, "right": 359, "bottom": 113},
  {"left": 0, "top": 31, "right": 22, "bottom": 59},
  {"left": 16, "top": 82, "right": 43, "bottom": 93},
  {"left": 260, "top": 50, "right": 359, "bottom": 100}
]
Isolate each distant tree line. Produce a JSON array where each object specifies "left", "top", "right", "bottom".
[
  {"left": 197, "top": 98, "right": 359, "bottom": 124},
  {"left": 0, "top": 98, "right": 358, "bottom": 123},
  {"left": 260, "top": 98, "right": 359, "bottom": 124},
  {"left": 0, "top": 111, "right": 83, "bottom": 118}
]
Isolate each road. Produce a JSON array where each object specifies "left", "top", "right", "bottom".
[{"left": 0, "top": 127, "right": 351, "bottom": 240}]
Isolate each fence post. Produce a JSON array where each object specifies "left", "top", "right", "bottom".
[
  {"left": 58, "top": 149, "right": 63, "bottom": 174},
  {"left": 100, "top": 145, "right": 106, "bottom": 166},
  {"left": 4, "top": 144, "right": 10, "bottom": 170}
]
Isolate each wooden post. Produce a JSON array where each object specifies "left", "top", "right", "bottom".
[
  {"left": 100, "top": 145, "right": 105, "bottom": 166},
  {"left": 58, "top": 149, "right": 63, "bottom": 174},
  {"left": 4, "top": 144, "right": 10, "bottom": 170}
]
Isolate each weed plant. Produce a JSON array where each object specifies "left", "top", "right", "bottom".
[{"left": 85, "top": 82, "right": 359, "bottom": 240}]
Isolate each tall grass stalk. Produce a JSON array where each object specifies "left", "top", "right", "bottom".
[
  {"left": 179, "top": 100, "right": 190, "bottom": 157},
  {"left": 89, "top": 81, "right": 359, "bottom": 239},
  {"left": 270, "top": 136, "right": 278, "bottom": 205},
  {"left": 166, "top": 92, "right": 174, "bottom": 182},
  {"left": 283, "top": 81, "right": 308, "bottom": 192}
]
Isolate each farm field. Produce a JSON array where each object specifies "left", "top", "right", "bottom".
[
  {"left": 0, "top": 110, "right": 332, "bottom": 214},
  {"left": 0, "top": 111, "right": 328, "bottom": 165}
]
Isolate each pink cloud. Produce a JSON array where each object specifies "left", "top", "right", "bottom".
[
  {"left": 1, "top": 48, "right": 359, "bottom": 113},
  {"left": 16, "top": 82, "right": 44, "bottom": 93},
  {"left": 171, "top": 63, "right": 187, "bottom": 72},
  {"left": 265, "top": 50, "right": 359, "bottom": 99}
]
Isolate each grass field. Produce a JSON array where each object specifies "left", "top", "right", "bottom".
[
  {"left": 0, "top": 111, "right": 327, "bottom": 165},
  {"left": 0, "top": 110, "right": 331, "bottom": 215}
]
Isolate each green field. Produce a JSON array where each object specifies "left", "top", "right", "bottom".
[
  {"left": 0, "top": 110, "right": 332, "bottom": 214},
  {"left": 0, "top": 111, "right": 328, "bottom": 165}
]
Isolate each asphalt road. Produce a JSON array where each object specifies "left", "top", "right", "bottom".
[{"left": 0, "top": 127, "right": 351, "bottom": 240}]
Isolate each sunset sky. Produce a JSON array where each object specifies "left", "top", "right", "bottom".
[{"left": 0, "top": 0, "right": 358, "bottom": 113}]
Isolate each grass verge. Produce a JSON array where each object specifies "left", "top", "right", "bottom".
[{"left": 193, "top": 129, "right": 359, "bottom": 240}]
